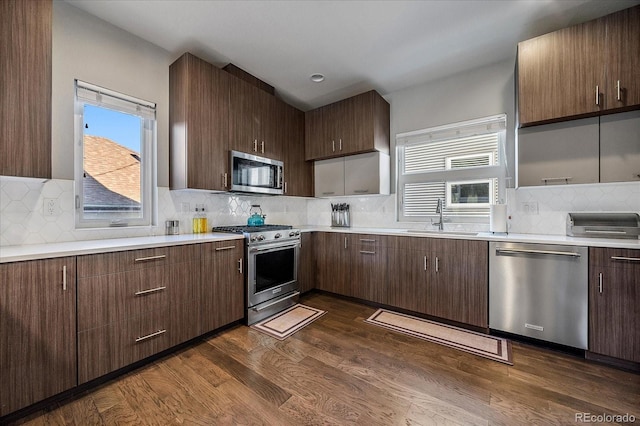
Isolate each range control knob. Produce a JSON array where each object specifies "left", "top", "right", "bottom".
[
  {"left": 289, "top": 231, "right": 296, "bottom": 237},
  {"left": 274, "top": 233, "right": 281, "bottom": 239},
  {"left": 257, "top": 235, "right": 265, "bottom": 241},
  {"left": 250, "top": 236, "right": 257, "bottom": 242}
]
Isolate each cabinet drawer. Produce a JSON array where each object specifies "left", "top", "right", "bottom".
[
  {"left": 202, "top": 239, "right": 244, "bottom": 253},
  {"left": 350, "top": 234, "right": 388, "bottom": 249},
  {"left": 78, "top": 260, "right": 201, "bottom": 331},
  {"left": 590, "top": 247, "right": 640, "bottom": 269},
  {"left": 78, "top": 308, "right": 172, "bottom": 384},
  {"left": 77, "top": 244, "right": 201, "bottom": 277}
]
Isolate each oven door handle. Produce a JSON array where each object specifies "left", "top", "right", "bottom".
[
  {"left": 252, "top": 291, "right": 301, "bottom": 312},
  {"left": 250, "top": 242, "right": 300, "bottom": 253}
]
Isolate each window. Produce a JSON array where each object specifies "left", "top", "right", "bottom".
[
  {"left": 396, "top": 114, "right": 507, "bottom": 222},
  {"left": 74, "top": 80, "right": 157, "bottom": 228}
]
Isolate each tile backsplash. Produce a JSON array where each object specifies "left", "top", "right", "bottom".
[{"left": 1, "top": 176, "right": 639, "bottom": 246}]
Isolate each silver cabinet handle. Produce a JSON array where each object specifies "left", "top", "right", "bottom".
[
  {"left": 360, "top": 250, "right": 376, "bottom": 255},
  {"left": 496, "top": 248, "right": 581, "bottom": 257},
  {"left": 261, "top": 141, "right": 265, "bottom": 153},
  {"left": 360, "top": 239, "right": 376, "bottom": 243},
  {"left": 339, "top": 139, "right": 342, "bottom": 151},
  {"left": 332, "top": 140, "right": 335, "bottom": 152},
  {"left": 215, "top": 246, "right": 236, "bottom": 251},
  {"left": 134, "top": 254, "right": 166, "bottom": 262},
  {"left": 353, "top": 189, "right": 370, "bottom": 194},
  {"left": 598, "top": 272, "right": 603, "bottom": 294},
  {"left": 223, "top": 172, "right": 228, "bottom": 188},
  {"left": 322, "top": 192, "right": 335, "bottom": 195},
  {"left": 284, "top": 182, "right": 288, "bottom": 194},
  {"left": 135, "top": 286, "right": 166, "bottom": 296},
  {"left": 595, "top": 85, "right": 600, "bottom": 106},
  {"left": 252, "top": 291, "right": 300, "bottom": 312},
  {"left": 344, "top": 237, "right": 348, "bottom": 249},
  {"left": 253, "top": 139, "right": 258, "bottom": 152},
  {"left": 435, "top": 256, "right": 439, "bottom": 273},
  {"left": 135, "top": 329, "right": 166, "bottom": 343},
  {"left": 62, "top": 265, "right": 67, "bottom": 291},
  {"left": 616, "top": 80, "right": 621, "bottom": 101},
  {"left": 423, "top": 256, "right": 427, "bottom": 271},
  {"left": 610, "top": 256, "right": 640, "bottom": 262},
  {"left": 541, "top": 177, "right": 572, "bottom": 184},
  {"left": 238, "top": 258, "right": 243, "bottom": 274}
]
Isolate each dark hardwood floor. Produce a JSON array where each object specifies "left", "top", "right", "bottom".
[{"left": 13, "top": 293, "right": 640, "bottom": 425}]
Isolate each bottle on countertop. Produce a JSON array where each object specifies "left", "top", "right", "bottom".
[{"left": 192, "top": 204, "right": 208, "bottom": 234}]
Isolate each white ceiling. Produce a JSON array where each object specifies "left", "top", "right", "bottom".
[{"left": 65, "top": 0, "right": 639, "bottom": 111}]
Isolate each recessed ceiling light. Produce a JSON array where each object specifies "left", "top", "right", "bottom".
[{"left": 310, "top": 73, "right": 325, "bottom": 83}]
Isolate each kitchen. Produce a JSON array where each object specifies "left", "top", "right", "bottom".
[{"left": 1, "top": 0, "right": 640, "bottom": 424}]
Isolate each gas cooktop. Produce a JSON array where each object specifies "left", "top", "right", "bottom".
[{"left": 212, "top": 224, "right": 293, "bottom": 234}]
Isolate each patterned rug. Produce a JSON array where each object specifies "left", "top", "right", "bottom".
[
  {"left": 251, "top": 304, "right": 326, "bottom": 340},
  {"left": 365, "top": 308, "right": 513, "bottom": 365}
]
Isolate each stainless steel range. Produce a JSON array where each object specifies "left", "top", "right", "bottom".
[{"left": 212, "top": 225, "right": 301, "bottom": 324}]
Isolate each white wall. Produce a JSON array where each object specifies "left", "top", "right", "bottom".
[{"left": 51, "top": 1, "right": 172, "bottom": 186}]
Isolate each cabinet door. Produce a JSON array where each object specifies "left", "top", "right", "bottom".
[
  {"left": 600, "top": 110, "right": 640, "bottom": 183},
  {"left": 201, "top": 241, "right": 245, "bottom": 333},
  {"left": 314, "top": 157, "right": 345, "bottom": 197},
  {"left": 589, "top": 248, "right": 640, "bottom": 362},
  {"left": 298, "top": 233, "right": 316, "bottom": 293},
  {"left": 429, "top": 239, "right": 488, "bottom": 328},
  {"left": 169, "top": 53, "right": 229, "bottom": 191},
  {"left": 229, "top": 76, "right": 258, "bottom": 155},
  {"left": 517, "top": 18, "right": 605, "bottom": 126},
  {"left": 0, "top": 0, "right": 52, "bottom": 178},
  {"left": 344, "top": 152, "right": 390, "bottom": 195},
  {"left": 315, "top": 232, "right": 350, "bottom": 295},
  {"left": 258, "top": 90, "right": 282, "bottom": 160},
  {"left": 0, "top": 257, "right": 76, "bottom": 416},
  {"left": 341, "top": 92, "right": 371, "bottom": 155},
  {"left": 603, "top": 5, "right": 640, "bottom": 110},
  {"left": 282, "top": 103, "right": 313, "bottom": 196},
  {"left": 386, "top": 238, "right": 431, "bottom": 313},
  {"left": 304, "top": 107, "right": 327, "bottom": 160},
  {"left": 517, "top": 117, "right": 599, "bottom": 186}
]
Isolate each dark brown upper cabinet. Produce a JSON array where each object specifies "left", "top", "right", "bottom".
[
  {"left": 518, "top": 5, "right": 640, "bottom": 127},
  {"left": 169, "top": 53, "right": 230, "bottom": 191},
  {"left": 305, "top": 90, "right": 390, "bottom": 161},
  {"left": 228, "top": 76, "right": 282, "bottom": 160},
  {"left": 0, "top": 0, "right": 52, "bottom": 178}
]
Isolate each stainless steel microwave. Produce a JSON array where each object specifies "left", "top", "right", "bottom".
[{"left": 230, "top": 150, "right": 284, "bottom": 195}]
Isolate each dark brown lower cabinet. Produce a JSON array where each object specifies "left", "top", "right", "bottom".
[
  {"left": 352, "top": 235, "right": 388, "bottom": 303},
  {"left": 0, "top": 257, "right": 77, "bottom": 416},
  {"left": 589, "top": 248, "right": 639, "bottom": 362},
  {"left": 315, "top": 232, "right": 351, "bottom": 295},
  {"left": 428, "top": 239, "right": 488, "bottom": 328},
  {"left": 200, "top": 240, "right": 244, "bottom": 334},
  {"left": 386, "top": 238, "right": 430, "bottom": 313},
  {"left": 298, "top": 232, "right": 316, "bottom": 293}
]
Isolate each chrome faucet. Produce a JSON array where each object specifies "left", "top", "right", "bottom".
[{"left": 433, "top": 198, "right": 444, "bottom": 231}]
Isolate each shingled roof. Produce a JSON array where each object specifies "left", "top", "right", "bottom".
[{"left": 83, "top": 135, "right": 141, "bottom": 210}]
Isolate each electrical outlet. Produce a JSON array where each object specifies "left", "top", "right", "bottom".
[
  {"left": 520, "top": 201, "right": 539, "bottom": 215},
  {"left": 43, "top": 198, "right": 60, "bottom": 216}
]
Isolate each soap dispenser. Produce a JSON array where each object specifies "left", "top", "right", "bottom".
[{"left": 192, "top": 204, "right": 208, "bottom": 233}]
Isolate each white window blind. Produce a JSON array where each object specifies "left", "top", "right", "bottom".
[
  {"left": 397, "top": 114, "right": 506, "bottom": 221},
  {"left": 76, "top": 80, "right": 156, "bottom": 120}
]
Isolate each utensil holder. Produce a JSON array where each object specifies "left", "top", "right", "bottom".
[{"left": 331, "top": 209, "right": 350, "bottom": 227}]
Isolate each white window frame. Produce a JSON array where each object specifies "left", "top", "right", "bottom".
[
  {"left": 396, "top": 114, "right": 507, "bottom": 223},
  {"left": 74, "top": 80, "right": 157, "bottom": 229},
  {"left": 446, "top": 179, "right": 496, "bottom": 209}
]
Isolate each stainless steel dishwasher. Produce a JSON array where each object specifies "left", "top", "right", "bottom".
[{"left": 489, "top": 241, "right": 588, "bottom": 349}]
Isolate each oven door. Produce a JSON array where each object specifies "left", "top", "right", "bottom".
[{"left": 247, "top": 240, "right": 299, "bottom": 308}]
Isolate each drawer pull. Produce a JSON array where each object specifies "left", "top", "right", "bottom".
[
  {"left": 360, "top": 239, "right": 376, "bottom": 243},
  {"left": 62, "top": 265, "right": 67, "bottom": 291},
  {"left": 135, "top": 286, "right": 166, "bottom": 296},
  {"left": 135, "top": 329, "right": 166, "bottom": 343},
  {"left": 215, "top": 246, "right": 236, "bottom": 251},
  {"left": 360, "top": 250, "right": 376, "bottom": 255},
  {"left": 238, "top": 258, "right": 243, "bottom": 274},
  {"left": 134, "top": 255, "right": 167, "bottom": 262},
  {"left": 598, "top": 272, "right": 603, "bottom": 294},
  {"left": 610, "top": 256, "right": 640, "bottom": 262}
]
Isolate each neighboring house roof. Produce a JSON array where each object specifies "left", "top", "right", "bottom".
[{"left": 83, "top": 135, "right": 141, "bottom": 209}]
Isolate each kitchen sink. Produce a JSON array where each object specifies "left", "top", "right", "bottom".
[{"left": 403, "top": 229, "right": 478, "bottom": 236}]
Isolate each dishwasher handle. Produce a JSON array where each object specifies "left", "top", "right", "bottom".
[{"left": 495, "top": 247, "right": 582, "bottom": 257}]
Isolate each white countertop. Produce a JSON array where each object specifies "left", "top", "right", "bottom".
[
  {"left": 301, "top": 226, "right": 640, "bottom": 249},
  {"left": 2, "top": 227, "right": 638, "bottom": 263},
  {"left": 0, "top": 233, "right": 244, "bottom": 264}
]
